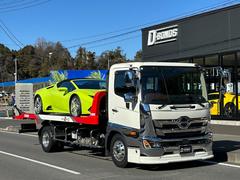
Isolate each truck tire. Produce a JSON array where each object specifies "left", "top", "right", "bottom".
[
  {"left": 110, "top": 134, "right": 129, "bottom": 168},
  {"left": 40, "top": 126, "right": 64, "bottom": 152},
  {"left": 70, "top": 95, "right": 82, "bottom": 117}
]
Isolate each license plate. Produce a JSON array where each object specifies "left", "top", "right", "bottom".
[{"left": 180, "top": 145, "right": 192, "bottom": 154}]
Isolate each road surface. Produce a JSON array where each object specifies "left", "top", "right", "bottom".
[{"left": 0, "top": 130, "right": 240, "bottom": 180}]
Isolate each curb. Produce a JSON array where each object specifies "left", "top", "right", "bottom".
[
  {"left": 0, "top": 117, "right": 13, "bottom": 120},
  {"left": 213, "top": 150, "right": 240, "bottom": 165},
  {"left": 211, "top": 120, "right": 240, "bottom": 126},
  {"left": 227, "top": 151, "right": 240, "bottom": 164},
  {"left": 0, "top": 126, "right": 19, "bottom": 133}
]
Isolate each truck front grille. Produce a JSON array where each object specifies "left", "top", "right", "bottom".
[{"left": 153, "top": 118, "right": 208, "bottom": 139}]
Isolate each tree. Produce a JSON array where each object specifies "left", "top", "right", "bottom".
[
  {"left": 74, "top": 47, "right": 96, "bottom": 70},
  {"left": 34, "top": 39, "right": 73, "bottom": 76},
  {"left": 134, "top": 50, "right": 142, "bottom": 61},
  {"left": 49, "top": 42, "right": 72, "bottom": 70},
  {"left": 17, "top": 45, "right": 40, "bottom": 79},
  {"left": 0, "top": 40, "right": 142, "bottom": 82},
  {"left": 0, "top": 44, "right": 14, "bottom": 81},
  {"left": 97, "top": 47, "right": 127, "bottom": 69}
]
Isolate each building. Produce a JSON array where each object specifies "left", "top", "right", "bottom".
[{"left": 141, "top": 4, "right": 240, "bottom": 120}]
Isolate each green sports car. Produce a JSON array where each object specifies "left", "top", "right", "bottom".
[{"left": 34, "top": 79, "right": 106, "bottom": 116}]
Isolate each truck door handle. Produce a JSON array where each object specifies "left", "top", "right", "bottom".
[{"left": 112, "top": 109, "right": 118, "bottom": 113}]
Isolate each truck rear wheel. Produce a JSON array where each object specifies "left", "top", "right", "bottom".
[
  {"left": 40, "top": 126, "right": 64, "bottom": 152},
  {"left": 110, "top": 134, "right": 129, "bottom": 168}
]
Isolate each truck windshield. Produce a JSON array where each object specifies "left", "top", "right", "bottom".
[{"left": 140, "top": 66, "right": 208, "bottom": 105}]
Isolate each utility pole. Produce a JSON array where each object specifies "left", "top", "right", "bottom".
[
  {"left": 49, "top": 52, "right": 53, "bottom": 70},
  {"left": 108, "top": 57, "right": 110, "bottom": 70},
  {"left": 14, "top": 57, "right": 17, "bottom": 85}
]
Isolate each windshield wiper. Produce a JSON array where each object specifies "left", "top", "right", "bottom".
[{"left": 158, "top": 104, "right": 167, "bottom": 109}]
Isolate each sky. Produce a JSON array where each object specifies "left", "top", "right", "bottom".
[{"left": 0, "top": 0, "right": 240, "bottom": 59}]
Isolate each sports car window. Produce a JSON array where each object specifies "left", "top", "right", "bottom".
[
  {"left": 73, "top": 80, "right": 106, "bottom": 89},
  {"left": 58, "top": 81, "right": 75, "bottom": 92}
]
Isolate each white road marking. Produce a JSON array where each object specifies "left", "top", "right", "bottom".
[
  {"left": 201, "top": 160, "right": 240, "bottom": 169},
  {"left": 0, "top": 150, "right": 81, "bottom": 175},
  {"left": 2, "top": 130, "right": 240, "bottom": 170},
  {"left": 0, "top": 130, "right": 38, "bottom": 137}
]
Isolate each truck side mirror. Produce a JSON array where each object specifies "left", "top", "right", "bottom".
[
  {"left": 124, "top": 92, "right": 137, "bottom": 103},
  {"left": 124, "top": 70, "right": 138, "bottom": 103},
  {"left": 124, "top": 70, "right": 135, "bottom": 88}
]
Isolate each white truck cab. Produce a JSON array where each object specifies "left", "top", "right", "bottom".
[{"left": 106, "top": 62, "right": 213, "bottom": 167}]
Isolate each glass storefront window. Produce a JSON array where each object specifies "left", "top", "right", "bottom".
[
  {"left": 205, "top": 55, "right": 219, "bottom": 66},
  {"left": 179, "top": 59, "right": 190, "bottom": 63},
  {"left": 193, "top": 57, "right": 204, "bottom": 65},
  {"left": 223, "top": 54, "right": 235, "bottom": 66}
]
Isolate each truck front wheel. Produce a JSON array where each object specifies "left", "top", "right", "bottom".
[
  {"left": 40, "top": 126, "right": 63, "bottom": 152},
  {"left": 110, "top": 134, "right": 129, "bottom": 168}
]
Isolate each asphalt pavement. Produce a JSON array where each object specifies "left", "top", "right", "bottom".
[{"left": 1, "top": 131, "right": 240, "bottom": 180}]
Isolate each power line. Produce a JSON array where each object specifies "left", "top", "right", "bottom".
[
  {"left": 0, "top": 0, "right": 51, "bottom": 14},
  {"left": 0, "top": 23, "right": 22, "bottom": 48},
  {"left": 67, "top": 29, "right": 140, "bottom": 49},
  {"left": 0, "top": 42, "right": 20, "bottom": 47},
  {"left": 0, "top": 0, "right": 43, "bottom": 10},
  {"left": 0, "top": 19, "right": 24, "bottom": 47},
  {"left": 87, "top": 35, "right": 141, "bottom": 50},
  {"left": 61, "top": 0, "right": 240, "bottom": 44},
  {"left": 64, "top": 0, "right": 240, "bottom": 50},
  {"left": 0, "top": 0, "right": 27, "bottom": 7}
]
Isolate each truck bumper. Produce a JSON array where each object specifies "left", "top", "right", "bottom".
[{"left": 128, "top": 147, "right": 213, "bottom": 164}]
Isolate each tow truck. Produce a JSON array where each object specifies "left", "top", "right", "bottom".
[{"left": 14, "top": 62, "right": 213, "bottom": 168}]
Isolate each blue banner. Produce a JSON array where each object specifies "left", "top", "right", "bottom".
[{"left": 49, "top": 70, "right": 108, "bottom": 84}]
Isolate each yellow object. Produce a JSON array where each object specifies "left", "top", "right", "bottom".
[{"left": 208, "top": 92, "right": 240, "bottom": 116}]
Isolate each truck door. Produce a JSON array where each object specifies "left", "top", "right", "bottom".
[{"left": 108, "top": 69, "right": 140, "bottom": 129}]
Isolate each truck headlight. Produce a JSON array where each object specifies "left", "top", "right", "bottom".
[{"left": 143, "top": 139, "right": 161, "bottom": 149}]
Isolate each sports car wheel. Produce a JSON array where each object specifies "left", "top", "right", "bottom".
[
  {"left": 70, "top": 95, "right": 82, "bottom": 117},
  {"left": 34, "top": 95, "right": 43, "bottom": 114},
  {"left": 224, "top": 103, "right": 236, "bottom": 117}
]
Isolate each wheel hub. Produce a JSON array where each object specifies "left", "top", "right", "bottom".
[
  {"left": 113, "top": 140, "right": 125, "bottom": 162},
  {"left": 71, "top": 98, "right": 80, "bottom": 116},
  {"left": 42, "top": 132, "right": 50, "bottom": 148},
  {"left": 34, "top": 97, "right": 42, "bottom": 113}
]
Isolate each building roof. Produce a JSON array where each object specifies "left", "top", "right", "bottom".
[
  {"left": 142, "top": 3, "right": 240, "bottom": 31},
  {"left": 0, "top": 77, "right": 50, "bottom": 87}
]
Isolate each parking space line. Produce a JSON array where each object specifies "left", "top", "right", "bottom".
[
  {"left": 0, "top": 150, "right": 81, "bottom": 175},
  {"left": 201, "top": 160, "right": 240, "bottom": 169}
]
